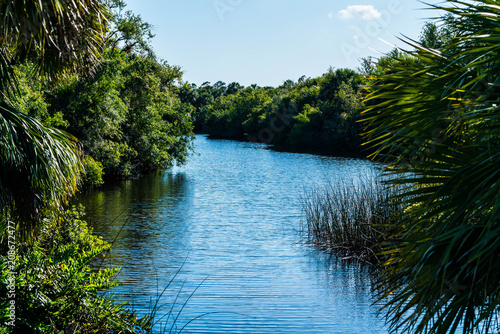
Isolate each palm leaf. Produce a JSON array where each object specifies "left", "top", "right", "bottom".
[
  {"left": 0, "top": 0, "right": 109, "bottom": 85},
  {"left": 363, "top": 1, "right": 500, "bottom": 333},
  {"left": 0, "top": 102, "right": 83, "bottom": 240}
]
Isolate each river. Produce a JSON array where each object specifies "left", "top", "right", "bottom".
[{"left": 77, "top": 135, "right": 389, "bottom": 333}]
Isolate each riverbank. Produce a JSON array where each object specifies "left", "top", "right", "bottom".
[{"left": 203, "top": 132, "right": 368, "bottom": 158}]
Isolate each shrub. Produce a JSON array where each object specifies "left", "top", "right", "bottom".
[
  {"left": 83, "top": 155, "right": 105, "bottom": 187},
  {"left": 0, "top": 206, "right": 151, "bottom": 333}
]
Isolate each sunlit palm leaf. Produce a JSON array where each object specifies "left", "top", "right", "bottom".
[
  {"left": 0, "top": 102, "right": 83, "bottom": 240},
  {"left": 362, "top": 1, "right": 500, "bottom": 333},
  {"left": 0, "top": 0, "right": 108, "bottom": 89},
  {"left": 0, "top": 0, "right": 109, "bottom": 239}
]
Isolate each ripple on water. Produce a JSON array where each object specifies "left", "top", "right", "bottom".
[{"left": 79, "top": 135, "right": 388, "bottom": 333}]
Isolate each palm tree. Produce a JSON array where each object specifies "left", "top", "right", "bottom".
[
  {"left": 0, "top": 0, "right": 108, "bottom": 239},
  {"left": 362, "top": 1, "right": 500, "bottom": 333}
]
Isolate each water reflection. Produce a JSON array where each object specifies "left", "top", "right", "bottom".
[
  {"left": 80, "top": 172, "right": 191, "bottom": 266},
  {"left": 77, "top": 135, "right": 388, "bottom": 333}
]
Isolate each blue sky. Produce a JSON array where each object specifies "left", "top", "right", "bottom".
[{"left": 123, "top": 0, "right": 441, "bottom": 87}]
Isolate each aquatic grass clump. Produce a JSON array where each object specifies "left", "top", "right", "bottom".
[{"left": 301, "top": 174, "right": 402, "bottom": 263}]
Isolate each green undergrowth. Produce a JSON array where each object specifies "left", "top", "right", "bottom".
[{"left": 0, "top": 205, "right": 151, "bottom": 333}]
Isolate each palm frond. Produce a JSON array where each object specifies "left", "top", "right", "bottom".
[
  {"left": 0, "top": 0, "right": 109, "bottom": 85},
  {"left": 363, "top": 1, "right": 500, "bottom": 333},
  {"left": 0, "top": 102, "right": 83, "bottom": 240}
]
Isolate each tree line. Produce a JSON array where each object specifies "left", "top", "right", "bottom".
[{"left": 179, "top": 68, "right": 365, "bottom": 155}]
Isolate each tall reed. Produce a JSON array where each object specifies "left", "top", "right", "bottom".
[{"left": 301, "top": 173, "right": 402, "bottom": 263}]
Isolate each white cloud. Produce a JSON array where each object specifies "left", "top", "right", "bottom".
[{"left": 336, "top": 5, "right": 381, "bottom": 21}]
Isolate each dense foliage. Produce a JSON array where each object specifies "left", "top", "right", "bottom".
[
  {"left": 180, "top": 68, "right": 365, "bottom": 155},
  {"left": 0, "top": 206, "right": 151, "bottom": 333},
  {"left": 363, "top": 1, "right": 500, "bottom": 333},
  {"left": 49, "top": 51, "right": 193, "bottom": 180},
  {"left": 3, "top": 5, "right": 194, "bottom": 186}
]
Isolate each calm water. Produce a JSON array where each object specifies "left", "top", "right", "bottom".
[{"left": 77, "top": 135, "right": 389, "bottom": 333}]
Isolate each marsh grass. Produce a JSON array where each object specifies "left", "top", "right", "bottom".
[{"left": 301, "top": 173, "right": 402, "bottom": 263}]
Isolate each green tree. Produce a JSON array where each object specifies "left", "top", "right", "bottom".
[
  {"left": 0, "top": 0, "right": 108, "bottom": 238},
  {"left": 121, "top": 56, "right": 193, "bottom": 171},
  {"left": 50, "top": 50, "right": 193, "bottom": 179},
  {"left": 419, "top": 18, "right": 454, "bottom": 50},
  {"left": 106, "top": 0, "right": 155, "bottom": 57},
  {"left": 363, "top": 1, "right": 500, "bottom": 333}
]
